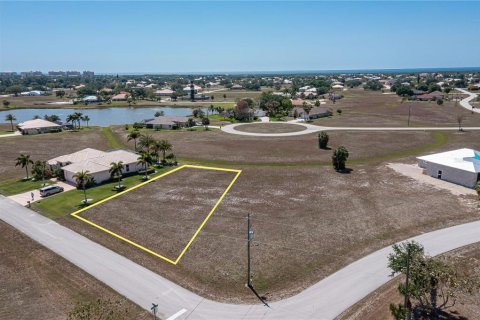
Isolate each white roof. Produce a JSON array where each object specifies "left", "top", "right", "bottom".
[
  {"left": 18, "top": 119, "right": 61, "bottom": 130},
  {"left": 48, "top": 148, "right": 106, "bottom": 165},
  {"left": 332, "top": 84, "right": 344, "bottom": 88},
  {"left": 59, "top": 149, "right": 139, "bottom": 174},
  {"left": 83, "top": 95, "right": 98, "bottom": 101},
  {"left": 417, "top": 148, "right": 480, "bottom": 173}
]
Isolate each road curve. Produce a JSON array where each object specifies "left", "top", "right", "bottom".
[
  {"left": 1, "top": 195, "right": 480, "bottom": 319},
  {"left": 221, "top": 121, "right": 480, "bottom": 137},
  {"left": 456, "top": 88, "right": 479, "bottom": 113}
]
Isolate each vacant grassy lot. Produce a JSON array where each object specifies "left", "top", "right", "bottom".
[
  {"left": 0, "top": 221, "right": 148, "bottom": 320},
  {"left": 0, "top": 128, "right": 109, "bottom": 182},
  {"left": 235, "top": 123, "right": 307, "bottom": 133},
  {"left": 338, "top": 243, "right": 480, "bottom": 320},
  {"left": 113, "top": 125, "right": 445, "bottom": 166},
  {"left": 56, "top": 163, "right": 479, "bottom": 303},
  {"left": 72, "top": 167, "right": 238, "bottom": 262},
  {"left": 32, "top": 167, "right": 172, "bottom": 219},
  {"left": 312, "top": 89, "right": 480, "bottom": 128}
]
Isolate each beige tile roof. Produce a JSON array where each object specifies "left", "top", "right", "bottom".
[
  {"left": 60, "top": 149, "right": 140, "bottom": 174},
  {"left": 18, "top": 119, "right": 61, "bottom": 130}
]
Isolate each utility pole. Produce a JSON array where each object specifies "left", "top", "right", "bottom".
[
  {"left": 246, "top": 213, "right": 269, "bottom": 307},
  {"left": 404, "top": 244, "right": 411, "bottom": 320},
  {"left": 407, "top": 106, "right": 411, "bottom": 127}
]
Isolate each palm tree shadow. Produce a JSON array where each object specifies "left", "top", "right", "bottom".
[{"left": 337, "top": 168, "right": 353, "bottom": 174}]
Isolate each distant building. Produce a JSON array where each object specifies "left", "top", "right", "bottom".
[
  {"left": 48, "top": 71, "right": 67, "bottom": 77},
  {"left": 144, "top": 116, "right": 189, "bottom": 130},
  {"left": 82, "top": 95, "right": 100, "bottom": 102},
  {"left": 308, "top": 107, "right": 333, "bottom": 119},
  {"left": 66, "top": 71, "right": 81, "bottom": 77},
  {"left": 20, "top": 90, "right": 43, "bottom": 96},
  {"left": 111, "top": 93, "right": 129, "bottom": 101},
  {"left": 83, "top": 71, "right": 94, "bottom": 77},
  {"left": 17, "top": 119, "right": 62, "bottom": 135},
  {"left": 231, "top": 84, "right": 243, "bottom": 90},
  {"left": 155, "top": 89, "right": 174, "bottom": 97},
  {"left": 20, "top": 71, "right": 43, "bottom": 77},
  {"left": 417, "top": 148, "right": 480, "bottom": 188}
]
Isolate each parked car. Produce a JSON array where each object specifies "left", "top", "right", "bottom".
[{"left": 39, "top": 185, "right": 64, "bottom": 197}]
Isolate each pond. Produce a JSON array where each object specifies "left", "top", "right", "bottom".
[{"left": 0, "top": 106, "right": 203, "bottom": 127}]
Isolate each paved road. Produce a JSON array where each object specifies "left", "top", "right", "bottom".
[
  {"left": 221, "top": 121, "right": 480, "bottom": 137},
  {"left": 1, "top": 195, "right": 480, "bottom": 319},
  {"left": 456, "top": 88, "right": 479, "bottom": 113}
]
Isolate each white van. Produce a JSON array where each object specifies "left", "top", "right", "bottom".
[{"left": 39, "top": 185, "right": 64, "bottom": 197}]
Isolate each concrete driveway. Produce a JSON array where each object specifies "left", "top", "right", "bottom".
[{"left": 7, "top": 180, "right": 76, "bottom": 206}]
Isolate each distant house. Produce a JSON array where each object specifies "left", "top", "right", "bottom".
[
  {"left": 111, "top": 93, "right": 129, "bottom": 101},
  {"left": 183, "top": 84, "right": 202, "bottom": 94},
  {"left": 17, "top": 119, "right": 62, "bottom": 135},
  {"left": 20, "top": 90, "right": 43, "bottom": 96},
  {"left": 100, "top": 88, "right": 113, "bottom": 94},
  {"left": 308, "top": 107, "right": 333, "bottom": 119},
  {"left": 417, "top": 148, "right": 480, "bottom": 188},
  {"left": 155, "top": 89, "right": 174, "bottom": 97},
  {"left": 231, "top": 84, "right": 243, "bottom": 90},
  {"left": 291, "top": 98, "right": 307, "bottom": 107},
  {"left": 331, "top": 84, "right": 344, "bottom": 90},
  {"left": 48, "top": 148, "right": 143, "bottom": 185},
  {"left": 82, "top": 95, "right": 100, "bottom": 103},
  {"left": 144, "top": 116, "right": 189, "bottom": 130}
]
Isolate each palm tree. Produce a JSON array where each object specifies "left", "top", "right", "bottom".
[
  {"left": 139, "top": 134, "right": 154, "bottom": 152},
  {"left": 66, "top": 114, "right": 76, "bottom": 129},
  {"left": 74, "top": 112, "right": 83, "bottom": 129},
  {"left": 81, "top": 115, "right": 91, "bottom": 127},
  {"left": 158, "top": 139, "right": 173, "bottom": 162},
  {"left": 109, "top": 161, "right": 124, "bottom": 189},
  {"left": 73, "top": 170, "right": 91, "bottom": 204},
  {"left": 127, "top": 130, "right": 141, "bottom": 151},
  {"left": 137, "top": 152, "right": 154, "bottom": 180},
  {"left": 209, "top": 104, "right": 215, "bottom": 116},
  {"left": 15, "top": 154, "right": 33, "bottom": 179},
  {"left": 5, "top": 114, "right": 16, "bottom": 132}
]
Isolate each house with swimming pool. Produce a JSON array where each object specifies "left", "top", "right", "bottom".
[{"left": 417, "top": 148, "right": 480, "bottom": 188}]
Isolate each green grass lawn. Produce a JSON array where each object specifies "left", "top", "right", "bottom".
[
  {"left": 32, "top": 167, "right": 172, "bottom": 219},
  {"left": 102, "top": 127, "right": 127, "bottom": 149},
  {"left": 0, "top": 178, "right": 51, "bottom": 196}
]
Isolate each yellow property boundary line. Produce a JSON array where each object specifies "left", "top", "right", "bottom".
[{"left": 70, "top": 164, "right": 242, "bottom": 265}]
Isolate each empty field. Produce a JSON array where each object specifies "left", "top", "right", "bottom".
[
  {"left": 0, "top": 221, "right": 148, "bottom": 320},
  {"left": 234, "top": 123, "right": 307, "bottom": 133},
  {"left": 68, "top": 166, "right": 240, "bottom": 264},
  {"left": 312, "top": 89, "right": 480, "bottom": 128}
]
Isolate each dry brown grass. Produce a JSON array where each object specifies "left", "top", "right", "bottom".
[
  {"left": 234, "top": 123, "right": 307, "bottom": 133},
  {"left": 0, "top": 221, "right": 148, "bottom": 320},
  {"left": 59, "top": 164, "right": 480, "bottom": 303},
  {"left": 0, "top": 128, "right": 109, "bottom": 180},
  {"left": 313, "top": 89, "right": 480, "bottom": 128},
  {"left": 77, "top": 167, "right": 238, "bottom": 261},
  {"left": 337, "top": 243, "right": 480, "bottom": 320},
  {"left": 113, "top": 126, "right": 438, "bottom": 165}
]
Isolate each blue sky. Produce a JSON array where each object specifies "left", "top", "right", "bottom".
[{"left": 0, "top": 1, "right": 479, "bottom": 73}]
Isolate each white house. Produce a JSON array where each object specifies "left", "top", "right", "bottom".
[
  {"left": 82, "top": 95, "right": 99, "bottom": 103},
  {"left": 417, "top": 148, "right": 480, "bottom": 188},
  {"left": 17, "top": 119, "right": 62, "bottom": 135},
  {"left": 48, "top": 148, "right": 143, "bottom": 185},
  {"left": 144, "top": 116, "right": 189, "bottom": 129},
  {"left": 20, "top": 90, "right": 43, "bottom": 96}
]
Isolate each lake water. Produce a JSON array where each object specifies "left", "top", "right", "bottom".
[{"left": 0, "top": 106, "right": 203, "bottom": 127}]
